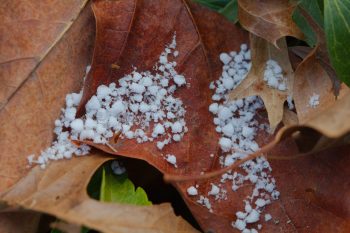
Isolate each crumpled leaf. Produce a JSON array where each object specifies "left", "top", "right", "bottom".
[
  {"left": 0, "top": 154, "right": 198, "bottom": 233},
  {"left": 0, "top": 0, "right": 90, "bottom": 109},
  {"left": 228, "top": 34, "right": 294, "bottom": 130},
  {"left": 238, "top": 0, "right": 304, "bottom": 47},
  {"left": 277, "top": 1, "right": 350, "bottom": 153},
  {"left": 293, "top": 47, "right": 350, "bottom": 125},
  {"left": 100, "top": 167, "right": 152, "bottom": 205}
]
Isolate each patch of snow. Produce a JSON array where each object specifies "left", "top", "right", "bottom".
[
  {"left": 263, "top": 59, "right": 287, "bottom": 91},
  {"left": 209, "top": 46, "right": 280, "bottom": 233},
  {"left": 309, "top": 93, "right": 320, "bottom": 108},
  {"left": 28, "top": 33, "right": 188, "bottom": 168}
]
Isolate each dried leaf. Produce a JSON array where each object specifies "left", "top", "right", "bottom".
[
  {"left": 0, "top": 0, "right": 95, "bottom": 192},
  {"left": 238, "top": 0, "right": 304, "bottom": 47},
  {"left": 0, "top": 154, "right": 198, "bottom": 233},
  {"left": 0, "top": 1, "right": 199, "bottom": 231},
  {"left": 228, "top": 34, "right": 294, "bottom": 130},
  {"left": 0, "top": 0, "right": 90, "bottom": 109},
  {"left": 293, "top": 47, "right": 350, "bottom": 125}
]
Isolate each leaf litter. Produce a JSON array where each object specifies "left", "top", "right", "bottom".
[{"left": 1, "top": 0, "right": 350, "bottom": 233}]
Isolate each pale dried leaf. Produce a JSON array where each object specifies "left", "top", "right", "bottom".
[
  {"left": 228, "top": 34, "right": 294, "bottom": 130},
  {"left": 0, "top": 0, "right": 90, "bottom": 109},
  {"left": 238, "top": 0, "right": 304, "bottom": 46},
  {"left": 0, "top": 154, "right": 198, "bottom": 233},
  {"left": 282, "top": 108, "right": 298, "bottom": 126},
  {"left": 0, "top": 1, "right": 95, "bottom": 192}
]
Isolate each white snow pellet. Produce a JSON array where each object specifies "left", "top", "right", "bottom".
[
  {"left": 208, "top": 184, "right": 220, "bottom": 196},
  {"left": 255, "top": 198, "right": 266, "bottom": 207},
  {"left": 209, "top": 103, "right": 219, "bottom": 114},
  {"left": 86, "top": 96, "right": 101, "bottom": 111},
  {"left": 187, "top": 186, "right": 198, "bottom": 196},
  {"left": 173, "top": 134, "right": 181, "bottom": 141},
  {"left": 309, "top": 93, "right": 320, "bottom": 108},
  {"left": 234, "top": 219, "right": 246, "bottom": 231},
  {"left": 220, "top": 53, "right": 231, "bottom": 64},
  {"left": 130, "top": 82, "right": 146, "bottom": 94},
  {"left": 165, "top": 154, "right": 177, "bottom": 167},
  {"left": 218, "top": 107, "right": 233, "bottom": 121},
  {"left": 236, "top": 211, "right": 247, "bottom": 219},
  {"left": 153, "top": 123, "right": 165, "bottom": 136},
  {"left": 222, "top": 77, "right": 234, "bottom": 89},
  {"left": 219, "top": 137, "right": 232, "bottom": 152},
  {"left": 70, "top": 119, "right": 84, "bottom": 132},
  {"left": 97, "top": 85, "right": 111, "bottom": 100},
  {"left": 171, "top": 121, "right": 183, "bottom": 133},
  {"left": 174, "top": 75, "right": 186, "bottom": 86},
  {"left": 264, "top": 214, "right": 272, "bottom": 222},
  {"left": 111, "top": 100, "right": 125, "bottom": 115},
  {"left": 245, "top": 209, "right": 260, "bottom": 223}
]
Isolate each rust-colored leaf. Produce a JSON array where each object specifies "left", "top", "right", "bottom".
[
  {"left": 0, "top": 1, "right": 199, "bottom": 232},
  {"left": 1, "top": 0, "right": 350, "bottom": 232},
  {"left": 228, "top": 34, "right": 294, "bottom": 130},
  {"left": 237, "top": 0, "right": 304, "bottom": 47}
]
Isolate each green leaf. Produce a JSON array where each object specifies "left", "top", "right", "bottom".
[
  {"left": 192, "top": 0, "right": 230, "bottom": 11},
  {"left": 218, "top": 0, "right": 238, "bottom": 22},
  {"left": 100, "top": 168, "right": 152, "bottom": 206},
  {"left": 293, "top": 0, "right": 324, "bottom": 47},
  {"left": 324, "top": 0, "right": 350, "bottom": 85}
]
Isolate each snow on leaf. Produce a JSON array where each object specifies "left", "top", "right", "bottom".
[{"left": 228, "top": 34, "right": 294, "bottom": 130}]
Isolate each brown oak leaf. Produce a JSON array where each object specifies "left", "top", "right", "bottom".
[
  {"left": 228, "top": 34, "right": 294, "bottom": 130},
  {"left": 238, "top": 0, "right": 304, "bottom": 47}
]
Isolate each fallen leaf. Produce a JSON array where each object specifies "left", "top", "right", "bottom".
[
  {"left": 237, "top": 0, "right": 304, "bottom": 47},
  {"left": 1, "top": 0, "right": 349, "bottom": 233},
  {"left": 0, "top": 0, "right": 90, "bottom": 109},
  {"left": 0, "top": 153, "right": 198, "bottom": 233},
  {"left": 228, "top": 34, "right": 294, "bottom": 130},
  {"left": 293, "top": 47, "right": 350, "bottom": 125},
  {"left": 0, "top": 0, "right": 95, "bottom": 192},
  {"left": 0, "top": 1, "right": 200, "bottom": 231}
]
